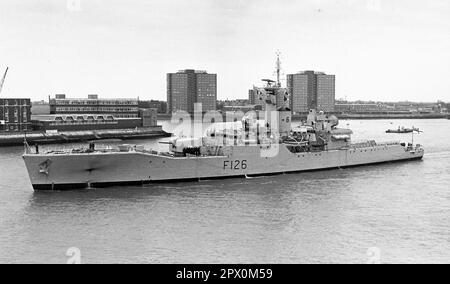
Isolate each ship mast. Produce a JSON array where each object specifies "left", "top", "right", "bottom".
[{"left": 275, "top": 51, "right": 281, "bottom": 87}]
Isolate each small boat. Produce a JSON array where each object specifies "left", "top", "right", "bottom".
[{"left": 386, "top": 126, "right": 421, "bottom": 134}]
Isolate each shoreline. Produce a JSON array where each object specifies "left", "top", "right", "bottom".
[
  {"left": 0, "top": 126, "right": 171, "bottom": 147},
  {"left": 157, "top": 113, "right": 448, "bottom": 121},
  {"left": 334, "top": 114, "right": 447, "bottom": 120}
]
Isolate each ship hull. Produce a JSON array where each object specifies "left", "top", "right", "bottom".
[{"left": 23, "top": 144, "right": 424, "bottom": 190}]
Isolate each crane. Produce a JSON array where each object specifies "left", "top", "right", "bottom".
[{"left": 0, "top": 67, "right": 9, "bottom": 96}]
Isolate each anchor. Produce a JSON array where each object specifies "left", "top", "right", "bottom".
[{"left": 38, "top": 159, "right": 52, "bottom": 175}]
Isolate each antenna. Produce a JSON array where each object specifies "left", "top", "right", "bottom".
[
  {"left": 275, "top": 51, "right": 281, "bottom": 87},
  {"left": 0, "top": 67, "right": 9, "bottom": 96}
]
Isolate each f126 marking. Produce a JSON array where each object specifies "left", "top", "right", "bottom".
[{"left": 223, "top": 160, "right": 248, "bottom": 170}]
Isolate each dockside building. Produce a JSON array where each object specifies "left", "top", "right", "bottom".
[{"left": 0, "top": 98, "right": 31, "bottom": 132}]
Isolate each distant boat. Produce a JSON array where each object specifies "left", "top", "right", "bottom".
[{"left": 386, "top": 127, "right": 421, "bottom": 134}]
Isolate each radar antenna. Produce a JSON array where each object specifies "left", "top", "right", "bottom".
[{"left": 262, "top": 79, "right": 276, "bottom": 87}]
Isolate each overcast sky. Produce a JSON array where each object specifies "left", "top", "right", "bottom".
[{"left": 0, "top": 0, "right": 449, "bottom": 102}]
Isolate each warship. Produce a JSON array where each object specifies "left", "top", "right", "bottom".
[
  {"left": 22, "top": 60, "right": 424, "bottom": 191},
  {"left": 386, "top": 126, "right": 421, "bottom": 134}
]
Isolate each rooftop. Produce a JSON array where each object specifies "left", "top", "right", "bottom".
[
  {"left": 175, "top": 69, "right": 210, "bottom": 74},
  {"left": 51, "top": 95, "right": 138, "bottom": 101}
]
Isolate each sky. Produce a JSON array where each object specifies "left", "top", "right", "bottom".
[{"left": 0, "top": 0, "right": 449, "bottom": 102}]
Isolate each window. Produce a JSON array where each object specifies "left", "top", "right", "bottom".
[{"left": 14, "top": 108, "right": 19, "bottom": 122}]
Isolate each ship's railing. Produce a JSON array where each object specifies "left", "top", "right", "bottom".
[
  {"left": 30, "top": 144, "right": 118, "bottom": 155},
  {"left": 30, "top": 143, "right": 164, "bottom": 156},
  {"left": 350, "top": 140, "right": 400, "bottom": 149},
  {"left": 45, "top": 147, "right": 117, "bottom": 155},
  {"left": 376, "top": 141, "right": 401, "bottom": 146},
  {"left": 350, "top": 140, "right": 377, "bottom": 148}
]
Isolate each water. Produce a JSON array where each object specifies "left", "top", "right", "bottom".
[{"left": 0, "top": 119, "right": 449, "bottom": 264}]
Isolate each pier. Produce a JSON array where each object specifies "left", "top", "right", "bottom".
[{"left": 0, "top": 126, "right": 170, "bottom": 147}]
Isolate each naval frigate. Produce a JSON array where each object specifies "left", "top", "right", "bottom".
[{"left": 22, "top": 63, "right": 424, "bottom": 191}]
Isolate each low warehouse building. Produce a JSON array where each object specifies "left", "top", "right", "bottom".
[{"left": 31, "top": 114, "right": 143, "bottom": 132}]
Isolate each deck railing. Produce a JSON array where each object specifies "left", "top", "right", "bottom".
[{"left": 350, "top": 140, "right": 400, "bottom": 149}]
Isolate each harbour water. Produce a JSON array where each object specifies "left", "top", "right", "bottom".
[{"left": 0, "top": 119, "right": 449, "bottom": 263}]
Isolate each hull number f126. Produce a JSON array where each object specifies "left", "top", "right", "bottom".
[{"left": 223, "top": 160, "right": 248, "bottom": 170}]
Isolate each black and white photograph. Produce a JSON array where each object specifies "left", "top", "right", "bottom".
[{"left": 0, "top": 0, "right": 449, "bottom": 267}]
